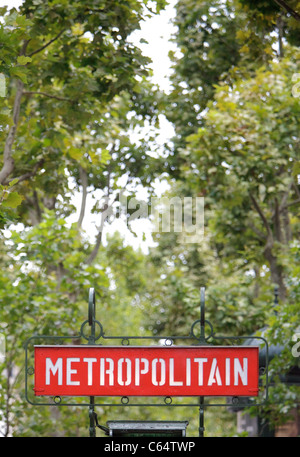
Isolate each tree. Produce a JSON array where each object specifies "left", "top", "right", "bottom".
[
  {"left": 185, "top": 51, "right": 300, "bottom": 301},
  {"left": 164, "top": 0, "right": 241, "bottom": 178},
  {"left": 0, "top": 0, "right": 168, "bottom": 436},
  {"left": 0, "top": 0, "right": 166, "bottom": 227},
  {"left": 240, "top": 0, "right": 300, "bottom": 43},
  {"left": 0, "top": 0, "right": 167, "bottom": 275},
  {"left": 164, "top": 0, "right": 300, "bottom": 167}
]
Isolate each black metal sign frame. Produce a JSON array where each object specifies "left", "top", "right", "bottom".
[{"left": 24, "top": 287, "right": 269, "bottom": 437}]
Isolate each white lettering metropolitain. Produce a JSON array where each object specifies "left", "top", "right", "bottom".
[{"left": 45, "top": 356, "right": 248, "bottom": 388}]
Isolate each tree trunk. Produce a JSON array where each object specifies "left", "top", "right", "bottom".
[
  {"left": 263, "top": 236, "right": 286, "bottom": 302},
  {"left": 0, "top": 79, "right": 24, "bottom": 184}
]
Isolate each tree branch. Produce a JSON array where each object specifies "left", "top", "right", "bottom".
[
  {"left": 285, "top": 197, "right": 300, "bottom": 208},
  {"left": 86, "top": 229, "right": 103, "bottom": 265},
  {"left": 0, "top": 40, "right": 31, "bottom": 184},
  {"left": 23, "top": 91, "right": 73, "bottom": 103},
  {"left": 293, "top": 181, "right": 300, "bottom": 199},
  {"left": 278, "top": 179, "right": 294, "bottom": 212},
  {"left": 247, "top": 221, "right": 266, "bottom": 240},
  {"left": 86, "top": 195, "right": 113, "bottom": 265},
  {"left": 273, "top": 197, "right": 282, "bottom": 242},
  {"left": 77, "top": 166, "right": 88, "bottom": 229},
  {"left": 27, "top": 29, "right": 65, "bottom": 57},
  {"left": 26, "top": 190, "right": 42, "bottom": 225},
  {"left": 272, "top": 0, "right": 300, "bottom": 22},
  {"left": 4, "top": 158, "right": 44, "bottom": 186},
  {"left": 0, "top": 79, "right": 24, "bottom": 184},
  {"left": 249, "top": 193, "right": 272, "bottom": 237},
  {"left": 86, "top": 167, "right": 114, "bottom": 265}
]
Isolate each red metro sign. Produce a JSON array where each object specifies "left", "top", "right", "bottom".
[{"left": 34, "top": 345, "right": 259, "bottom": 398}]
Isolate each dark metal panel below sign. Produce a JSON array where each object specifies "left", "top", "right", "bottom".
[{"left": 105, "top": 421, "right": 189, "bottom": 437}]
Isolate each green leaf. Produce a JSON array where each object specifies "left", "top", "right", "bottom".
[
  {"left": 8, "top": 178, "right": 20, "bottom": 187},
  {"left": 99, "top": 149, "right": 111, "bottom": 164},
  {"left": 9, "top": 66, "right": 27, "bottom": 83},
  {"left": 15, "top": 15, "right": 33, "bottom": 28},
  {"left": 2, "top": 191, "right": 24, "bottom": 208},
  {"left": 17, "top": 56, "right": 32, "bottom": 66},
  {"left": 292, "top": 161, "right": 300, "bottom": 178},
  {"left": 68, "top": 147, "right": 82, "bottom": 161}
]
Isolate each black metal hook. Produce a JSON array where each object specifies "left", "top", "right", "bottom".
[
  {"left": 200, "top": 286, "right": 205, "bottom": 343},
  {"left": 88, "top": 287, "right": 96, "bottom": 327}
]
